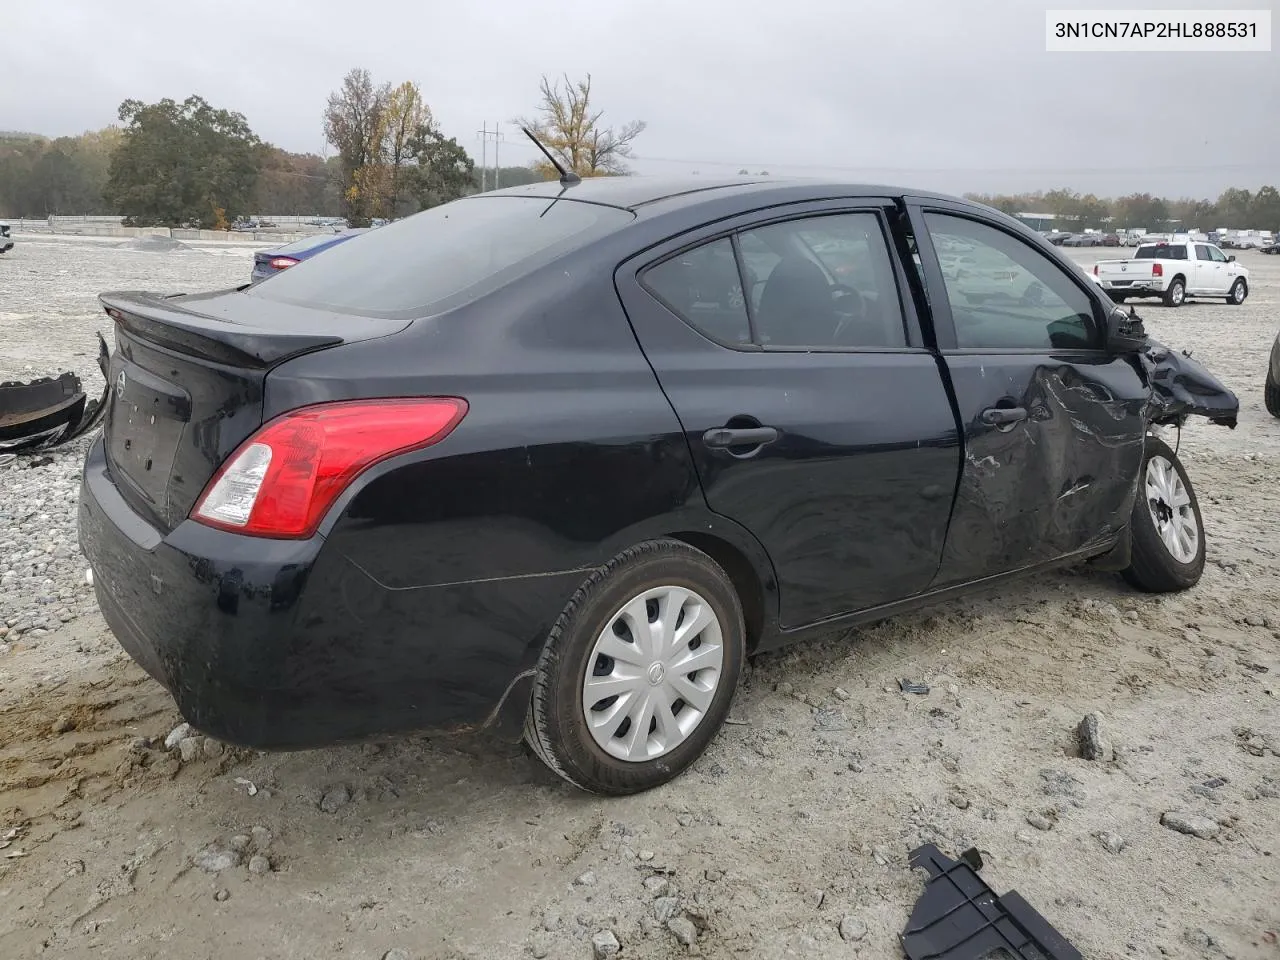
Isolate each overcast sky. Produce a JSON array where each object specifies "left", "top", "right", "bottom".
[{"left": 1, "top": 0, "right": 1274, "bottom": 199}]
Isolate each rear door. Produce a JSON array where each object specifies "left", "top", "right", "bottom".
[
  {"left": 616, "top": 200, "right": 961, "bottom": 629},
  {"left": 904, "top": 199, "right": 1149, "bottom": 587}
]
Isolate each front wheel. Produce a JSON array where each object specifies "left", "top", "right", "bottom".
[
  {"left": 1227, "top": 278, "right": 1247, "bottom": 305},
  {"left": 1122, "top": 437, "right": 1205, "bottom": 593},
  {"left": 524, "top": 539, "right": 745, "bottom": 795}
]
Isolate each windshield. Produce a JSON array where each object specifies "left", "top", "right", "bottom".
[{"left": 248, "top": 196, "right": 634, "bottom": 319}]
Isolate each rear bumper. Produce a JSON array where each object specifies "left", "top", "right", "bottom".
[
  {"left": 1099, "top": 278, "right": 1164, "bottom": 294},
  {"left": 78, "top": 437, "right": 578, "bottom": 749}
]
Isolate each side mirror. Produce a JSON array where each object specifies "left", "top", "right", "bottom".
[
  {"left": 1105, "top": 305, "right": 1147, "bottom": 353},
  {"left": 1228, "top": 255, "right": 1236, "bottom": 262}
]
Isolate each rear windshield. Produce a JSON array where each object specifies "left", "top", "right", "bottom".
[
  {"left": 1134, "top": 244, "right": 1187, "bottom": 260},
  {"left": 272, "top": 231, "right": 364, "bottom": 255},
  {"left": 248, "top": 196, "right": 634, "bottom": 319}
]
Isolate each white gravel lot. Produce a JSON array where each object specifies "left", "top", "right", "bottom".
[{"left": 0, "top": 233, "right": 1277, "bottom": 960}]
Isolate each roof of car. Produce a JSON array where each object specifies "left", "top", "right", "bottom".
[{"left": 481, "top": 175, "right": 963, "bottom": 212}]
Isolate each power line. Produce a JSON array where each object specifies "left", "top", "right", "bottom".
[{"left": 476, "top": 123, "right": 505, "bottom": 190}]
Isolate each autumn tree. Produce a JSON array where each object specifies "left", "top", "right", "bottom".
[
  {"left": 382, "top": 81, "right": 431, "bottom": 217},
  {"left": 518, "top": 73, "right": 645, "bottom": 179},
  {"left": 105, "top": 96, "right": 261, "bottom": 227},
  {"left": 324, "top": 68, "right": 390, "bottom": 225}
]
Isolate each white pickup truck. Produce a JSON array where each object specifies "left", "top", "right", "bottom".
[{"left": 1093, "top": 240, "right": 1249, "bottom": 307}]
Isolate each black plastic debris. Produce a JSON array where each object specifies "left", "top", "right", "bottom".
[
  {"left": 901, "top": 843, "right": 1082, "bottom": 960},
  {"left": 899, "top": 679, "right": 930, "bottom": 695},
  {"left": 0, "top": 333, "right": 110, "bottom": 453}
]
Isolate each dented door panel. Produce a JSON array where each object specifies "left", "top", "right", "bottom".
[{"left": 929, "top": 354, "right": 1147, "bottom": 587}]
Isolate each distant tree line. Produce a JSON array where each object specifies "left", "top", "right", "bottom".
[
  {"left": 0, "top": 69, "right": 646, "bottom": 227},
  {"left": 965, "top": 186, "right": 1280, "bottom": 232}
]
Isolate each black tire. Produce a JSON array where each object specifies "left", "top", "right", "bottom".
[
  {"left": 1162, "top": 277, "right": 1186, "bottom": 308},
  {"left": 1108, "top": 293, "right": 1128, "bottom": 303},
  {"left": 524, "top": 539, "right": 745, "bottom": 795},
  {"left": 1122, "top": 437, "right": 1205, "bottom": 593},
  {"left": 1265, "top": 369, "right": 1280, "bottom": 418},
  {"left": 1227, "top": 278, "right": 1247, "bottom": 305}
]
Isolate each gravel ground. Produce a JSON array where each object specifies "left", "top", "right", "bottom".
[{"left": 0, "top": 233, "right": 1277, "bottom": 960}]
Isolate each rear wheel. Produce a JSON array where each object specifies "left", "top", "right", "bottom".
[
  {"left": 1108, "top": 293, "right": 1128, "bottom": 303},
  {"left": 524, "top": 539, "right": 745, "bottom": 795},
  {"left": 1122, "top": 438, "right": 1205, "bottom": 593},
  {"left": 1162, "top": 278, "right": 1186, "bottom": 307},
  {"left": 1227, "top": 278, "right": 1247, "bottom": 305},
  {"left": 1265, "top": 369, "right": 1280, "bottom": 418}
]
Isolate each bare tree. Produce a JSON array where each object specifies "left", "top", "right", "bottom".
[{"left": 518, "top": 74, "right": 645, "bottom": 179}]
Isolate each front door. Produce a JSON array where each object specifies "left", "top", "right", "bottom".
[
  {"left": 905, "top": 201, "right": 1150, "bottom": 588},
  {"left": 616, "top": 201, "right": 961, "bottom": 628},
  {"left": 1193, "top": 244, "right": 1224, "bottom": 293}
]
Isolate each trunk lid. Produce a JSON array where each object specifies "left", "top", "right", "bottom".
[{"left": 100, "top": 289, "right": 409, "bottom": 532}]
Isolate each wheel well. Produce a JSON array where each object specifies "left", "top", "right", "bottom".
[
  {"left": 1171, "top": 273, "right": 1186, "bottom": 286},
  {"left": 669, "top": 531, "right": 767, "bottom": 653}
]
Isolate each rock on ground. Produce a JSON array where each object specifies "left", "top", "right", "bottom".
[
  {"left": 839, "top": 916, "right": 868, "bottom": 942},
  {"left": 590, "top": 930, "right": 621, "bottom": 958},
  {"left": 1078, "top": 712, "right": 1114, "bottom": 761},
  {"left": 668, "top": 916, "right": 697, "bottom": 946},
  {"left": 1160, "top": 812, "right": 1221, "bottom": 840}
]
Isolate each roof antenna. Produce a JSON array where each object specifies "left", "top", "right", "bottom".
[{"left": 521, "top": 126, "right": 581, "bottom": 186}]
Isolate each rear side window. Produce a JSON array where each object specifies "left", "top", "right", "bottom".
[
  {"left": 642, "top": 238, "right": 752, "bottom": 346},
  {"left": 249, "top": 197, "right": 633, "bottom": 319}
]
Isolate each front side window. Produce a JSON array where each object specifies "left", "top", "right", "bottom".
[
  {"left": 924, "top": 213, "right": 1098, "bottom": 351},
  {"left": 1195, "top": 244, "right": 1214, "bottom": 261},
  {"left": 1209, "top": 246, "right": 1230, "bottom": 263}
]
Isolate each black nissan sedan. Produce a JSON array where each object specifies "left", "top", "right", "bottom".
[{"left": 79, "top": 176, "right": 1237, "bottom": 795}]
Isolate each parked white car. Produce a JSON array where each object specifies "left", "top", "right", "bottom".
[{"left": 1093, "top": 240, "right": 1249, "bottom": 307}]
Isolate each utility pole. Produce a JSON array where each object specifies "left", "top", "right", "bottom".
[{"left": 476, "top": 123, "right": 505, "bottom": 192}]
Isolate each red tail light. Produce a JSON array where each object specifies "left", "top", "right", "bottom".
[
  {"left": 1152, "top": 263, "right": 1163, "bottom": 277},
  {"left": 191, "top": 398, "right": 468, "bottom": 539},
  {"left": 269, "top": 256, "right": 300, "bottom": 270}
]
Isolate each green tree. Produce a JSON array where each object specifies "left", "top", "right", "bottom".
[
  {"left": 1249, "top": 185, "right": 1280, "bottom": 230},
  {"left": 408, "top": 127, "right": 474, "bottom": 209},
  {"left": 518, "top": 73, "right": 645, "bottom": 179},
  {"left": 105, "top": 96, "right": 261, "bottom": 227}
]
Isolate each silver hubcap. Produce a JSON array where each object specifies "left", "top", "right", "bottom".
[
  {"left": 1145, "top": 455, "right": 1198, "bottom": 564},
  {"left": 1171, "top": 283, "right": 1184, "bottom": 304},
  {"left": 1233, "top": 282, "right": 1245, "bottom": 303},
  {"left": 582, "top": 585, "right": 724, "bottom": 762}
]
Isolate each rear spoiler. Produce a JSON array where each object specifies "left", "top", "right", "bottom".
[{"left": 101, "top": 291, "right": 345, "bottom": 369}]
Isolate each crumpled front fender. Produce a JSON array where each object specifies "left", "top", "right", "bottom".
[{"left": 1138, "top": 338, "right": 1238, "bottom": 428}]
